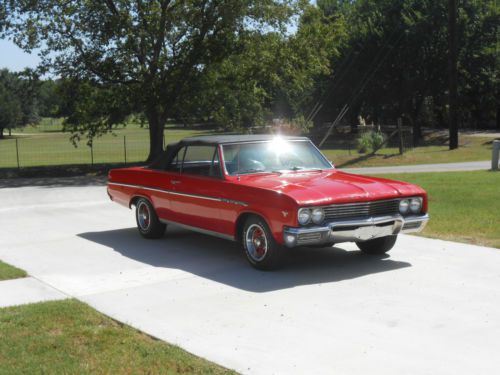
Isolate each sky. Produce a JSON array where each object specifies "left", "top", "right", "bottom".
[{"left": 0, "top": 39, "right": 40, "bottom": 71}]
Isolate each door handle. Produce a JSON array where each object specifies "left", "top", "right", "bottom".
[{"left": 171, "top": 180, "right": 181, "bottom": 185}]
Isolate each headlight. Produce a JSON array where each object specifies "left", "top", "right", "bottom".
[
  {"left": 311, "top": 208, "right": 325, "bottom": 224},
  {"left": 409, "top": 198, "right": 422, "bottom": 214},
  {"left": 298, "top": 208, "right": 311, "bottom": 225},
  {"left": 399, "top": 199, "right": 410, "bottom": 214}
]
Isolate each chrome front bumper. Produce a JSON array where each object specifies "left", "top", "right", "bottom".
[{"left": 283, "top": 214, "right": 429, "bottom": 248}]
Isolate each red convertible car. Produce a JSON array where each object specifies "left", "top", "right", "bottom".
[{"left": 107, "top": 135, "right": 429, "bottom": 269}]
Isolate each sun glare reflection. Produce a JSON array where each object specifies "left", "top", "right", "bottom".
[{"left": 268, "top": 136, "right": 291, "bottom": 156}]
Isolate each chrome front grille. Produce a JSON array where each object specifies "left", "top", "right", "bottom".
[{"left": 323, "top": 199, "right": 400, "bottom": 221}]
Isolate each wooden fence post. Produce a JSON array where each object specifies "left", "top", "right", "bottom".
[
  {"left": 124, "top": 136, "right": 127, "bottom": 165},
  {"left": 397, "top": 118, "right": 404, "bottom": 155},
  {"left": 15, "top": 138, "right": 20, "bottom": 169},
  {"left": 492, "top": 140, "right": 500, "bottom": 171}
]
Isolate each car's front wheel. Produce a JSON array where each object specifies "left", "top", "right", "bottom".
[
  {"left": 356, "top": 235, "right": 397, "bottom": 255},
  {"left": 242, "top": 216, "right": 283, "bottom": 270},
  {"left": 135, "top": 198, "right": 166, "bottom": 239}
]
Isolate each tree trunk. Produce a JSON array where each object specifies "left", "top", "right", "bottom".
[
  {"left": 0, "top": 127, "right": 4, "bottom": 139},
  {"left": 448, "top": 0, "right": 459, "bottom": 149},
  {"left": 146, "top": 110, "right": 165, "bottom": 163}
]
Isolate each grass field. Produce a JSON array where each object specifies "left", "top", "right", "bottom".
[
  {"left": 0, "top": 299, "right": 235, "bottom": 374},
  {"left": 1, "top": 119, "right": 495, "bottom": 169},
  {"left": 1, "top": 119, "right": 213, "bottom": 168},
  {"left": 0, "top": 260, "right": 27, "bottom": 281},
  {"left": 375, "top": 171, "right": 500, "bottom": 248},
  {"left": 324, "top": 135, "right": 494, "bottom": 168}
]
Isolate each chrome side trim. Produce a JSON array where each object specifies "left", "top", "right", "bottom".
[
  {"left": 108, "top": 181, "right": 247, "bottom": 206},
  {"left": 159, "top": 219, "right": 235, "bottom": 241}
]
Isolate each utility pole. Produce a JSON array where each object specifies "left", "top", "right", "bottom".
[{"left": 448, "top": 0, "right": 459, "bottom": 149}]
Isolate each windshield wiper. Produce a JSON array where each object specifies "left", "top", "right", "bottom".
[
  {"left": 287, "top": 166, "right": 323, "bottom": 172},
  {"left": 237, "top": 168, "right": 266, "bottom": 175}
]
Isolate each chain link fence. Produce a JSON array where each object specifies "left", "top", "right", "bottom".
[
  {"left": 0, "top": 124, "right": 416, "bottom": 170},
  {"left": 0, "top": 135, "right": 150, "bottom": 169}
]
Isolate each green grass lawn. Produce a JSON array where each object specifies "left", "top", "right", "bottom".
[
  {"left": 0, "top": 260, "right": 27, "bottom": 281},
  {"left": 1, "top": 121, "right": 213, "bottom": 168},
  {"left": 375, "top": 171, "right": 500, "bottom": 248},
  {"left": 0, "top": 299, "right": 236, "bottom": 374},
  {"left": 323, "top": 135, "right": 494, "bottom": 168}
]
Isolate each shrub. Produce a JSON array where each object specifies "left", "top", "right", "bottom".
[
  {"left": 357, "top": 130, "right": 386, "bottom": 154},
  {"left": 290, "top": 115, "right": 313, "bottom": 135}
]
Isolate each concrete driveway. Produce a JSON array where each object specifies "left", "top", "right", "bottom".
[
  {"left": 1, "top": 178, "right": 499, "bottom": 375},
  {"left": 341, "top": 160, "right": 491, "bottom": 174}
]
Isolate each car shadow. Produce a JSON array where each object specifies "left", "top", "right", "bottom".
[{"left": 78, "top": 226, "right": 411, "bottom": 293}]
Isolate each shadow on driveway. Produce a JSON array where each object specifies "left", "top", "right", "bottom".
[
  {"left": 0, "top": 175, "right": 107, "bottom": 188},
  {"left": 78, "top": 226, "right": 411, "bottom": 293}
]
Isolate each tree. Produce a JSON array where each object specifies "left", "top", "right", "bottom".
[
  {"left": 0, "top": 70, "right": 22, "bottom": 138},
  {"left": 194, "top": 2, "right": 340, "bottom": 131},
  {"left": 312, "top": 0, "right": 500, "bottom": 145},
  {"left": 0, "top": 69, "right": 39, "bottom": 138},
  {"left": 1, "top": 0, "right": 295, "bottom": 161},
  {"left": 38, "top": 79, "right": 63, "bottom": 117}
]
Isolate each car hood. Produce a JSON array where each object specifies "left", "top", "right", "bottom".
[{"left": 237, "top": 169, "right": 425, "bottom": 206}]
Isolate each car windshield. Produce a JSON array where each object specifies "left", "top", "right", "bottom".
[{"left": 222, "top": 139, "right": 333, "bottom": 176}]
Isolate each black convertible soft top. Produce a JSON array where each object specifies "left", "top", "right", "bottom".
[
  {"left": 178, "top": 134, "right": 308, "bottom": 145},
  {"left": 148, "top": 134, "right": 309, "bottom": 170}
]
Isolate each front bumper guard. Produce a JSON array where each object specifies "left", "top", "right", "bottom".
[{"left": 283, "top": 214, "right": 429, "bottom": 248}]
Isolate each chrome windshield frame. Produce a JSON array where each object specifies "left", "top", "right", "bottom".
[{"left": 219, "top": 139, "right": 334, "bottom": 177}]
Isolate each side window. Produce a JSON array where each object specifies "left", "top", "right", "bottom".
[
  {"left": 182, "top": 145, "right": 222, "bottom": 178},
  {"left": 165, "top": 147, "right": 186, "bottom": 172}
]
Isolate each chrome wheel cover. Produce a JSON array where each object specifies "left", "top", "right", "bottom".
[
  {"left": 137, "top": 201, "right": 151, "bottom": 231},
  {"left": 245, "top": 224, "right": 268, "bottom": 262}
]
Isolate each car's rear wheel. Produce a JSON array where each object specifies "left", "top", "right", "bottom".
[
  {"left": 356, "top": 235, "right": 397, "bottom": 255},
  {"left": 242, "top": 216, "right": 283, "bottom": 270},
  {"left": 135, "top": 198, "right": 166, "bottom": 239}
]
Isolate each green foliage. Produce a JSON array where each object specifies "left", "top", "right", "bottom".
[
  {"left": 2, "top": 0, "right": 498, "bottom": 156},
  {"left": 356, "top": 130, "right": 386, "bottom": 154},
  {"left": 194, "top": 2, "right": 340, "bottom": 131},
  {"left": 313, "top": 0, "right": 500, "bottom": 139},
  {"left": 1, "top": 0, "right": 299, "bottom": 160},
  {"left": 0, "top": 69, "right": 39, "bottom": 138},
  {"left": 37, "top": 80, "right": 63, "bottom": 117}
]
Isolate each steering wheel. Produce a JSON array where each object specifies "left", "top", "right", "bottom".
[{"left": 240, "top": 159, "right": 266, "bottom": 172}]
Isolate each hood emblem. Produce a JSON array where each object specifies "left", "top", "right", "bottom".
[{"left": 282, "top": 211, "right": 289, "bottom": 218}]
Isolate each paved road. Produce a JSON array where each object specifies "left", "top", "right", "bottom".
[
  {"left": 1, "top": 181, "right": 499, "bottom": 375},
  {"left": 341, "top": 160, "right": 491, "bottom": 174}
]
